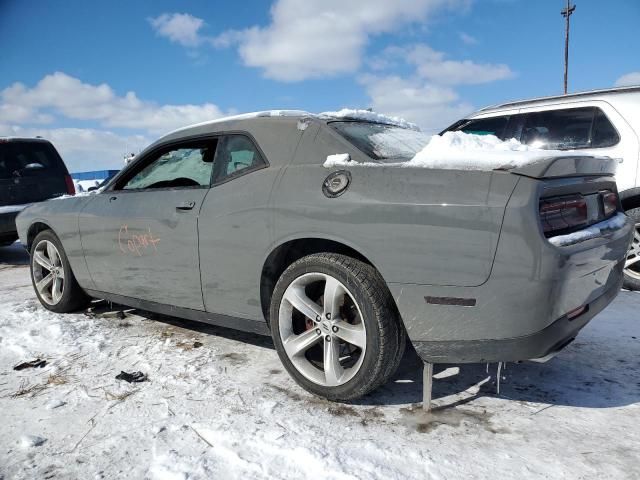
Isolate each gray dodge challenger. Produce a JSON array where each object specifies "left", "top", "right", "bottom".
[{"left": 16, "top": 110, "right": 633, "bottom": 400}]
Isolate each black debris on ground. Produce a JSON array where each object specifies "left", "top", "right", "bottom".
[
  {"left": 13, "top": 359, "right": 47, "bottom": 371},
  {"left": 115, "top": 371, "right": 148, "bottom": 383}
]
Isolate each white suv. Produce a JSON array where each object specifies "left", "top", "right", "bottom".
[{"left": 443, "top": 86, "right": 640, "bottom": 290}]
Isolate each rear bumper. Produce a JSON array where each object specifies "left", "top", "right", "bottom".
[
  {"left": 410, "top": 268, "right": 623, "bottom": 363},
  {"left": 389, "top": 208, "right": 633, "bottom": 364}
]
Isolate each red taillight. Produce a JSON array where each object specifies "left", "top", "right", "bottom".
[
  {"left": 602, "top": 191, "right": 618, "bottom": 217},
  {"left": 539, "top": 195, "right": 588, "bottom": 236},
  {"left": 64, "top": 174, "right": 76, "bottom": 195}
]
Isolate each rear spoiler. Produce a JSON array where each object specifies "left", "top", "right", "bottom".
[{"left": 507, "top": 155, "right": 618, "bottom": 179}]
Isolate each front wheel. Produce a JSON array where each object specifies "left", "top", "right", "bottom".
[
  {"left": 270, "top": 253, "right": 406, "bottom": 401},
  {"left": 30, "top": 230, "right": 89, "bottom": 312},
  {"left": 623, "top": 207, "right": 640, "bottom": 291}
]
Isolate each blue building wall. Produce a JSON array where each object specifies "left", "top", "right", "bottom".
[{"left": 71, "top": 170, "right": 119, "bottom": 181}]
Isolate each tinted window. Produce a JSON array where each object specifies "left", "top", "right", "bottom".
[
  {"left": 521, "top": 107, "right": 594, "bottom": 149},
  {"left": 0, "top": 141, "right": 65, "bottom": 179},
  {"left": 212, "top": 135, "right": 266, "bottom": 183},
  {"left": 458, "top": 116, "right": 509, "bottom": 139},
  {"left": 330, "top": 122, "right": 431, "bottom": 162},
  {"left": 122, "top": 141, "right": 215, "bottom": 190},
  {"left": 592, "top": 109, "right": 620, "bottom": 148}
]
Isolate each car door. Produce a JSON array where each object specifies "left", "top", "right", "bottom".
[
  {"left": 197, "top": 134, "right": 277, "bottom": 320},
  {"left": 79, "top": 138, "right": 217, "bottom": 310}
]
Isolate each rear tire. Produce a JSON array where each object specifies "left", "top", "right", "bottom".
[
  {"left": 30, "top": 230, "right": 89, "bottom": 312},
  {"left": 623, "top": 207, "right": 640, "bottom": 291},
  {"left": 270, "top": 253, "right": 406, "bottom": 401}
]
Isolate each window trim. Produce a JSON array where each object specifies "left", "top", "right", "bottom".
[
  {"left": 454, "top": 115, "right": 511, "bottom": 140},
  {"left": 210, "top": 133, "right": 269, "bottom": 188},
  {"left": 108, "top": 131, "right": 270, "bottom": 193},
  {"left": 112, "top": 137, "right": 218, "bottom": 193},
  {"left": 447, "top": 106, "right": 621, "bottom": 151},
  {"left": 590, "top": 108, "right": 621, "bottom": 149}
]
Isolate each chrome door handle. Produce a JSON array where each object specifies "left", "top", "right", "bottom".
[{"left": 176, "top": 201, "right": 196, "bottom": 211}]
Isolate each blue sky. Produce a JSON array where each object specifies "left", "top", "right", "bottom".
[{"left": 1, "top": 0, "right": 639, "bottom": 171}]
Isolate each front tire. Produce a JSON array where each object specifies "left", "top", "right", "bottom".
[
  {"left": 270, "top": 253, "right": 406, "bottom": 401},
  {"left": 30, "top": 230, "right": 89, "bottom": 312},
  {"left": 623, "top": 207, "right": 640, "bottom": 291}
]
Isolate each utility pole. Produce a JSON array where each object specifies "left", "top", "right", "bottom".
[{"left": 561, "top": 0, "right": 576, "bottom": 94}]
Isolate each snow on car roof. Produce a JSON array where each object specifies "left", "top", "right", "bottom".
[
  {"left": 317, "top": 109, "right": 420, "bottom": 131},
  {"left": 165, "top": 109, "right": 420, "bottom": 137}
]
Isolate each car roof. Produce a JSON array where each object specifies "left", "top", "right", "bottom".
[
  {"left": 473, "top": 85, "right": 640, "bottom": 116},
  {"left": 163, "top": 109, "right": 419, "bottom": 139},
  {"left": 0, "top": 136, "right": 53, "bottom": 144}
]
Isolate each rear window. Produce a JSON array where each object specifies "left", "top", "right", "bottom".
[
  {"left": 521, "top": 108, "right": 594, "bottom": 149},
  {"left": 592, "top": 109, "right": 620, "bottom": 148},
  {"left": 0, "top": 141, "right": 66, "bottom": 179},
  {"left": 329, "top": 122, "right": 431, "bottom": 162},
  {"left": 456, "top": 116, "right": 509, "bottom": 139}
]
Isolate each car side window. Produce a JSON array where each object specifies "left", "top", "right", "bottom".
[
  {"left": 212, "top": 135, "right": 266, "bottom": 184},
  {"left": 121, "top": 141, "right": 216, "bottom": 190},
  {"left": 521, "top": 107, "right": 594, "bottom": 149},
  {"left": 591, "top": 108, "right": 620, "bottom": 148},
  {"left": 458, "top": 116, "right": 509, "bottom": 139}
]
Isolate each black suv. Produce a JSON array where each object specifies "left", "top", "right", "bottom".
[{"left": 0, "top": 138, "right": 75, "bottom": 246}]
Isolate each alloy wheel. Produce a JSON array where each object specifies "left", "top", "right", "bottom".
[
  {"left": 625, "top": 222, "right": 640, "bottom": 281},
  {"left": 278, "top": 272, "right": 367, "bottom": 387},
  {"left": 32, "top": 240, "right": 65, "bottom": 305}
]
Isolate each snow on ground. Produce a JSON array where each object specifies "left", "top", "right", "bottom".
[
  {"left": 324, "top": 131, "right": 578, "bottom": 171},
  {"left": 1, "top": 244, "right": 639, "bottom": 479}
]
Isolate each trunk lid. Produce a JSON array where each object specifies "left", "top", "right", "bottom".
[{"left": 508, "top": 155, "right": 618, "bottom": 179}]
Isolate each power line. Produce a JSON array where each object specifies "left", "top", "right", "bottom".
[{"left": 561, "top": 0, "right": 576, "bottom": 94}]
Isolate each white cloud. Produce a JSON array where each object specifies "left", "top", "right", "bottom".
[
  {"left": 0, "top": 72, "right": 230, "bottom": 134},
  {"left": 374, "top": 44, "right": 514, "bottom": 85},
  {"left": 0, "top": 72, "right": 233, "bottom": 171},
  {"left": 359, "top": 75, "right": 473, "bottom": 133},
  {"left": 614, "top": 72, "right": 640, "bottom": 87},
  {"left": 148, "top": 13, "right": 207, "bottom": 47},
  {"left": 0, "top": 124, "right": 150, "bottom": 171},
  {"left": 212, "top": 0, "right": 468, "bottom": 82},
  {"left": 459, "top": 32, "right": 478, "bottom": 45}
]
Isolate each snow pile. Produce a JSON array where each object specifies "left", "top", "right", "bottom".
[
  {"left": 406, "top": 132, "right": 575, "bottom": 170},
  {"left": 323, "top": 131, "right": 575, "bottom": 171},
  {"left": 319, "top": 109, "right": 420, "bottom": 131},
  {"left": 324, "top": 153, "right": 351, "bottom": 167},
  {"left": 20, "top": 434, "right": 46, "bottom": 448},
  {"left": 548, "top": 212, "right": 628, "bottom": 247}
]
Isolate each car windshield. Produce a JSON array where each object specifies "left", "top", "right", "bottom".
[{"left": 329, "top": 121, "right": 431, "bottom": 162}]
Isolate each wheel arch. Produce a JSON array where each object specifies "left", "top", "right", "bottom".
[
  {"left": 26, "top": 221, "right": 55, "bottom": 251},
  {"left": 259, "top": 237, "right": 383, "bottom": 322}
]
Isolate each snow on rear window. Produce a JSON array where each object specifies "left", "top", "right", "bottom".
[
  {"left": 324, "top": 131, "right": 577, "bottom": 171},
  {"left": 330, "top": 122, "right": 431, "bottom": 162},
  {"left": 319, "top": 109, "right": 419, "bottom": 131}
]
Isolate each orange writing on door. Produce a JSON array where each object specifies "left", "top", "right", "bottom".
[{"left": 118, "top": 224, "right": 161, "bottom": 256}]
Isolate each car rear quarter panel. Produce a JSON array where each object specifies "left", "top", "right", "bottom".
[{"left": 271, "top": 125, "right": 520, "bottom": 287}]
